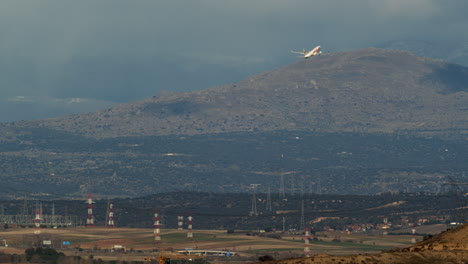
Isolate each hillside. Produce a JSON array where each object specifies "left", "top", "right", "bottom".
[
  {"left": 272, "top": 224, "right": 468, "bottom": 264},
  {"left": 5, "top": 47, "right": 468, "bottom": 139}
]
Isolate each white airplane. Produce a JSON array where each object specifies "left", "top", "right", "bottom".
[{"left": 291, "top": 45, "right": 322, "bottom": 58}]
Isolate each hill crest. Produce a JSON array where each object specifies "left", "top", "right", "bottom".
[{"left": 7, "top": 47, "right": 468, "bottom": 139}]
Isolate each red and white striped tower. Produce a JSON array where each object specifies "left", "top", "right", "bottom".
[
  {"left": 34, "top": 209, "right": 41, "bottom": 235},
  {"left": 187, "top": 213, "right": 193, "bottom": 240},
  {"left": 304, "top": 227, "right": 311, "bottom": 256},
  {"left": 178, "top": 215, "right": 184, "bottom": 230},
  {"left": 107, "top": 201, "right": 115, "bottom": 228},
  {"left": 153, "top": 210, "right": 161, "bottom": 244},
  {"left": 85, "top": 194, "right": 95, "bottom": 227}
]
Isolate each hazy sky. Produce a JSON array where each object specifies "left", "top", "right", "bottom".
[{"left": 1, "top": 0, "right": 467, "bottom": 121}]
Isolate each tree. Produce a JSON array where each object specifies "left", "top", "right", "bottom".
[
  {"left": 258, "top": 255, "right": 275, "bottom": 262},
  {"left": 24, "top": 247, "right": 65, "bottom": 263}
]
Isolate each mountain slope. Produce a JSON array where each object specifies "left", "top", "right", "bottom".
[{"left": 8, "top": 47, "right": 468, "bottom": 139}]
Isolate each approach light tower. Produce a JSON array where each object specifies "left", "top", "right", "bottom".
[
  {"left": 279, "top": 154, "right": 285, "bottom": 198},
  {"left": 34, "top": 209, "right": 42, "bottom": 235},
  {"left": 178, "top": 215, "right": 184, "bottom": 230},
  {"left": 304, "top": 227, "right": 311, "bottom": 256},
  {"left": 107, "top": 200, "right": 115, "bottom": 228},
  {"left": 187, "top": 213, "right": 193, "bottom": 240},
  {"left": 153, "top": 210, "right": 161, "bottom": 244},
  {"left": 85, "top": 194, "right": 95, "bottom": 227},
  {"left": 411, "top": 228, "right": 417, "bottom": 244}
]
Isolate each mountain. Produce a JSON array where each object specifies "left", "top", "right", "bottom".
[
  {"left": 2, "top": 48, "right": 468, "bottom": 198},
  {"left": 6, "top": 47, "right": 468, "bottom": 139},
  {"left": 377, "top": 39, "right": 468, "bottom": 67}
]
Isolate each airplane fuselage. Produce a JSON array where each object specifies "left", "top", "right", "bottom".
[{"left": 304, "top": 46, "right": 321, "bottom": 58}]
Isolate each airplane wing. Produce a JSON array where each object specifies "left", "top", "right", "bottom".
[{"left": 291, "top": 50, "right": 305, "bottom": 55}]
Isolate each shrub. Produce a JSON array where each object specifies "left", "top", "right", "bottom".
[{"left": 258, "top": 255, "right": 275, "bottom": 262}]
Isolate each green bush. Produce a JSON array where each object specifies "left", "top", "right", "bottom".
[{"left": 25, "top": 247, "right": 65, "bottom": 263}]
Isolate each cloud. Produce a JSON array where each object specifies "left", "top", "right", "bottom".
[
  {"left": 368, "top": 0, "right": 438, "bottom": 18},
  {"left": 0, "top": 0, "right": 467, "bottom": 121},
  {"left": 6, "top": 96, "right": 109, "bottom": 105},
  {"left": 7, "top": 96, "right": 36, "bottom": 103},
  {"left": 0, "top": 96, "right": 115, "bottom": 122}
]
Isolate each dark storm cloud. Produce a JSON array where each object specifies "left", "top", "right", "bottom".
[{"left": 0, "top": 0, "right": 466, "bottom": 121}]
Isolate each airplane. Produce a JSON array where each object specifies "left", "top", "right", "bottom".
[{"left": 291, "top": 45, "right": 322, "bottom": 58}]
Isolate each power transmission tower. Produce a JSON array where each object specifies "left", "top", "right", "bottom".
[
  {"left": 299, "top": 177, "right": 305, "bottom": 197},
  {"left": 35, "top": 200, "right": 39, "bottom": 215},
  {"left": 266, "top": 186, "right": 272, "bottom": 211},
  {"left": 282, "top": 217, "right": 286, "bottom": 232},
  {"left": 316, "top": 175, "right": 322, "bottom": 195},
  {"left": 300, "top": 200, "right": 305, "bottom": 231},
  {"left": 105, "top": 199, "right": 110, "bottom": 225},
  {"left": 51, "top": 203, "right": 56, "bottom": 227},
  {"left": 250, "top": 192, "right": 258, "bottom": 216},
  {"left": 443, "top": 175, "right": 468, "bottom": 223},
  {"left": 280, "top": 173, "right": 285, "bottom": 198},
  {"left": 21, "top": 198, "right": 28, "bottom": 223},
  {"left": 279, "top": 154, "right": 285, "bottom": 198},
  {"left": 40, "top": 202, "right": 43, "bottom": 220},
  {"left": 290, "top": 175, "right": 296, "bottom": 195},
  {"left": 309, "top": 181, "right": 314, "bottom": 194}
]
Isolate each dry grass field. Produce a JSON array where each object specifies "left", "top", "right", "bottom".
[
  {"left": 0, "top": 227, "right": 421, "bottom": 260},
  {"left": 0, "top": 226, "right": 431, "bottom": 262}
]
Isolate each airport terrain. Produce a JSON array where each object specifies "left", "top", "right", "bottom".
[{"left": 0, "top": 225, "right": 458, "bottom": 263}]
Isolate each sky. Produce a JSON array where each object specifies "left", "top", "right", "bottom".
[{"left": 1, "top": 0, "right": 467, "bottom": 121}]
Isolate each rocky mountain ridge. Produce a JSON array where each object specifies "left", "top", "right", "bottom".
[{"left": 4, "top": 47, "right": 468, "bottom": 139}]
